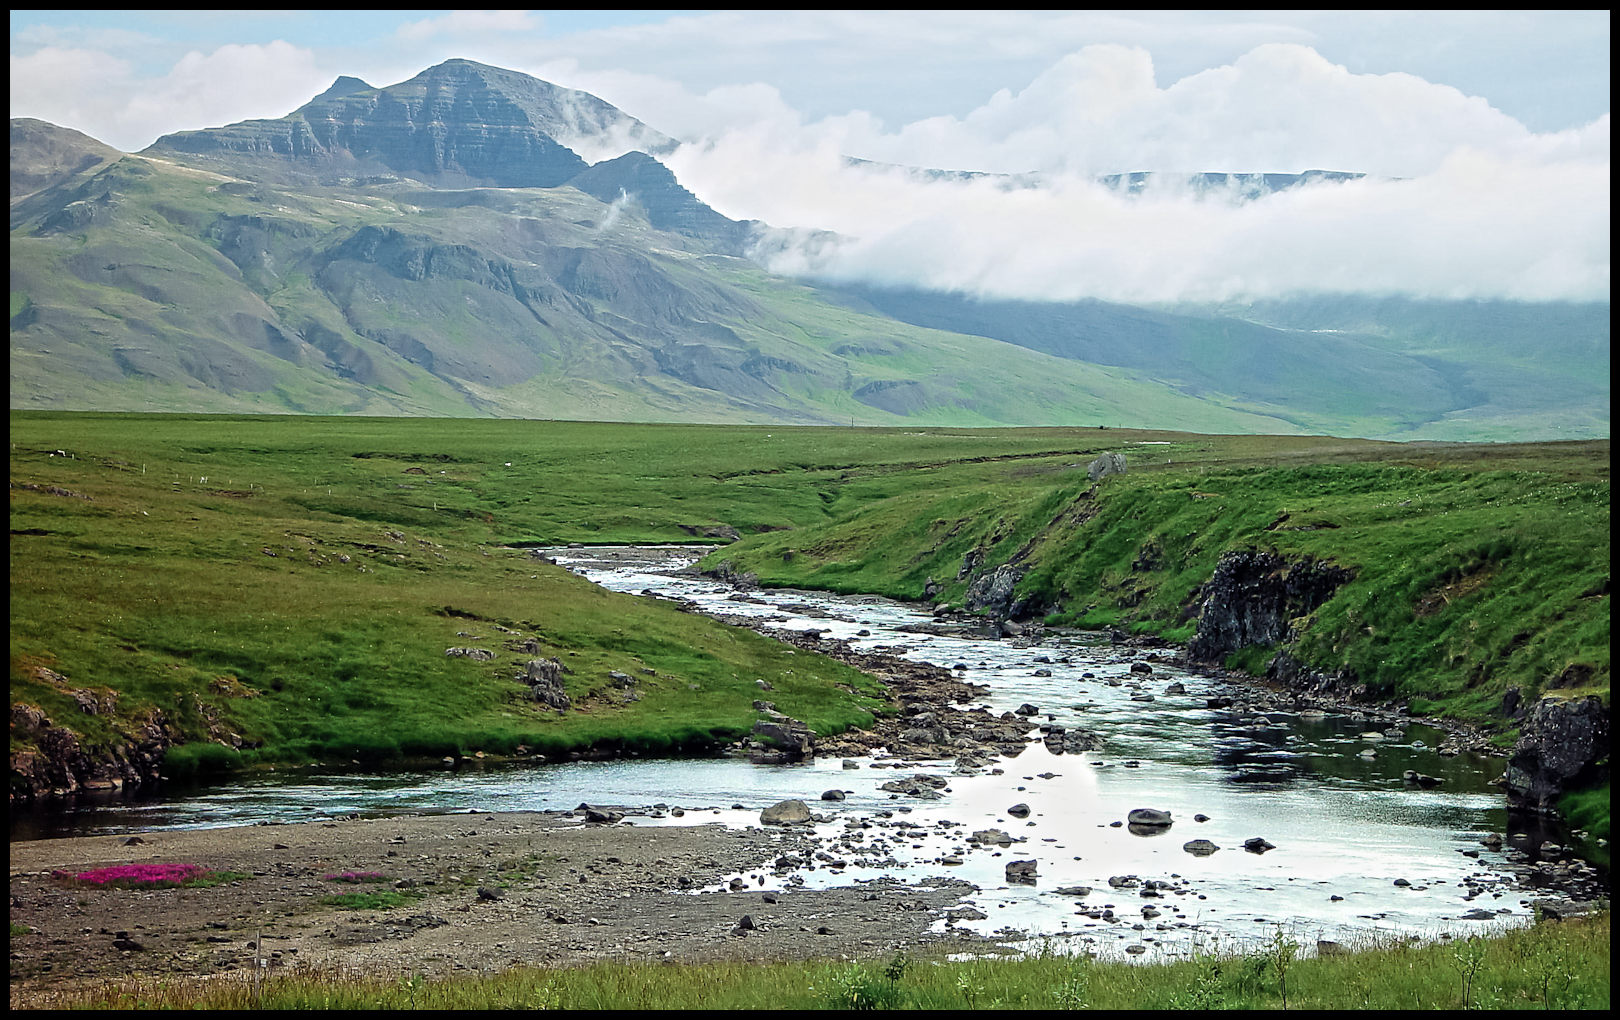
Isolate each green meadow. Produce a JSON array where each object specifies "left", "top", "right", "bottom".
[{"left": 8, "top": 414, "right": 1609, "bottom": 827}]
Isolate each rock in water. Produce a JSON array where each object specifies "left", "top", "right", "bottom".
[
  {"left": 1127, "top": 808, "right": 1174, "bottom": 827},
  {"left": 760, "top": 799, "right": 812, "bottom": 826}
]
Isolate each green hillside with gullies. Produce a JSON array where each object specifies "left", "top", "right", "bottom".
[{"left": 10, "top": 141, "right": 1302, "bottom": 433}]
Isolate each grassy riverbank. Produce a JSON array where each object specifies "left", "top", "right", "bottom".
[
  {"left": 699, "top": 434, "right": 1611, "bottom": 835},
  {"left": 9, "top": 414, "right": 1609, "bottom": 823},
  {"left": 706, "top": 439, "right": 1610, "bottom": 715},
  {"left": 11, "top": 413, "right": 921, "bottom": 776},
  {"left": 30, "top": 914, "right": 1612, "bottom": 1011}
]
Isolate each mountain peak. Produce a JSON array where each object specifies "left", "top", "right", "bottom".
[
  {"left": 314, "top": 75, "right": 374, "bottom": 100},
  {"left": 10, "top": 117, "right": 124, "bottom": 198},
  {"left": 145, "top": 59, "right": 672, "bottom": 188}
]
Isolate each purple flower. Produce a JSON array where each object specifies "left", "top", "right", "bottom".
[{"left": 58, "top": 863, "right": 212, "bottom": 888}]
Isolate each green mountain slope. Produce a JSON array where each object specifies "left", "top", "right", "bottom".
[
  {"left": 821, "top": 284, "right": 1609, "bottom": 442},
  {"left": 10, "top": 138, "right": 1292, "bottom": 431}
]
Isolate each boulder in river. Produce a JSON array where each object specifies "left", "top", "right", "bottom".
[
  {"left": 760, "top": 799, "right": 812, "bottom": 826},
  {"left": 1127, "top": 808, "right": 1174, "bottom": 827},
  {"left": 1006, "top": 859, "right": 1038, "bottom": 884},
  {"left": 575, "top": 803, "right": 624, "bottom": 824}
]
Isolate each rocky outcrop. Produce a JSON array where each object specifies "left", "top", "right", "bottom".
[
  {"left": 964, "top": 562, "right": 1024, "bottom": 617},
  {"left": 1188, "top": 549, "right": 1354, "bottom": 663},
  {"left": 1503, "top": 695, "right": 1609, "bottom": 814},
  {"left": 10, "top": 697, "right": 176, "bottom": 804},
  {"left": 750, "top": 712, "right": 814, "bottom": 763},
  {"left": 523, "top": 657, "right": 571, "bottom": 710},
  {"left": 1086, "top": 452, "right": 1127, "bottom": 481}
]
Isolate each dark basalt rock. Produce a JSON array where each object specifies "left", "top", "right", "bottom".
[
  {"left": 10, "top": 671, "right": 181, "bottom": 804},
  {"left": 1504, "top": 695, "right": 1609, "bottom": 814},
  {"left": 1188, "top": 549, "right": 1354, "bottom": 664}
]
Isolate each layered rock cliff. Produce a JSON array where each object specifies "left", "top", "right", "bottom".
[
  {"left": 1187, "top": 549, "right": 1354, "bottom": 663},
  {"left": 1503, "top": 695, "right": 1610, "bottom": 814},
  {"left": 145, "top": 59, "right": 669, "bottom": 188}
]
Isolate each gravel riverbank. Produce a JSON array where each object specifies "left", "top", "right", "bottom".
[{"left": 9, "top": 809, "right": 997, "bottom": 1008}]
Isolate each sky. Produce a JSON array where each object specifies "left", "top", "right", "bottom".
[{"left": 9, "top": 10, "right": 1611, "bottom": 304}]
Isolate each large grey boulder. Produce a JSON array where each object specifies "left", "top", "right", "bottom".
[
  {"left": 760, "top": 799, "right": 812, "bottom": 825},
  {"left": 1006, "top": 860, "right": 1038, "bottom": 884},
  {"left": 1086, "top": 453, "right": 1127, "bottom": 481},
  {"left": 1127, "top": 807, "right": 1174, "bottom": 827}
]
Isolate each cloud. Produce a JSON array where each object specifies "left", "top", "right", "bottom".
[
  {"left": 750, "top": 150, "right": 1610, "bottom": 303},
  {"left": 660, "top": 44, "right": 1610, "bottom": 303},
  {"left": 396, "top": 10, "right": 540, "bottom": 43},
  {"left": 11, "top": 40, "right": 329, "bottom": 152}
]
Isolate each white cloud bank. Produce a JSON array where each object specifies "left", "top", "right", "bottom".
[
  {"left": 10, "top": 40, "right": 330, "bottom": 153},
  {"left": 9, "top": 31, "right": 1608, "bottom": 304},
  {"left": 651, "top": 44, "right": 1610, "bottom": 303}
]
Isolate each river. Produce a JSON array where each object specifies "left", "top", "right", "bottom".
[{"left": 12, "top": 545, "right": 1542, "bottom": 958}]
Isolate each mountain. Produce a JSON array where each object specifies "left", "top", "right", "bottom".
[
  {"left": 13, "top": 118, "right": 1283, "bottom": 430},
  {"left": 820, "top": 284, "right": 1611, "bottom": 440},
  {"left": 9, "top": 60, "right": 1610, "bottom": 440},
  {"left": 145, "top": 59, "right": 674, "bottom": 187},
  {"left": 9, "top": 117, "right": 121, "bottom": 199}
]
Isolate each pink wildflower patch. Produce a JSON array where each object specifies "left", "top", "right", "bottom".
[
  {"left": 52, "top": 863, "right": 211, "bottom": 889},
  {"left": 323, "top": 871, "right": 389, "bottom": 884}
]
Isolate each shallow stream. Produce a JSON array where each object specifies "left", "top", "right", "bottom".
[{"left": 13, "top": 545, "right": 1543, "bottom": 958}]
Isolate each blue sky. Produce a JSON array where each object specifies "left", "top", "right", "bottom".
[{"left": 8, "top": 11, "right": 1610, "bottom": 303}]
